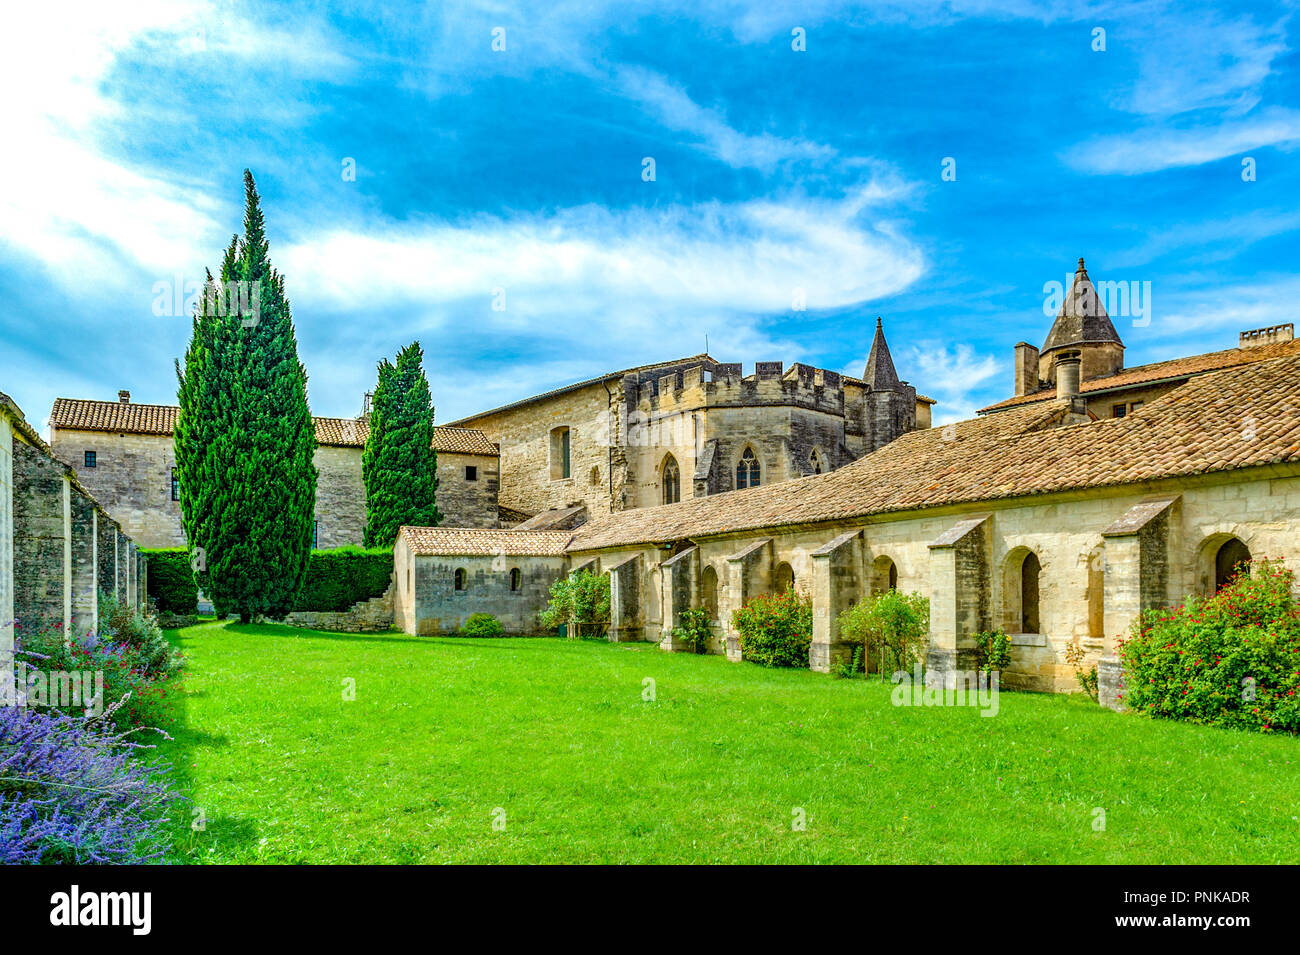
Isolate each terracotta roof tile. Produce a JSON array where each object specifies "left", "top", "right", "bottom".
[
  {"left": 49, "top": 399, "right": 497, "bottom": 455},
  {"left": 399, "top": 526, "right": 571, "bottom": 556}
]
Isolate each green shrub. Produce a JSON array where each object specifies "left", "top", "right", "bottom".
[
  {"left": 460, "top": 613, "right": 505, "bottom": 637},
  {"left": 539, "top": 570, "right": 611, "bottom": 638},
  {"left": 671, "top": 607, "right": 713, "bottom": 654},
  {"left": 838, "top": 590, "right": 929, "bottom": 678},
  {"left": 1119, "top": 560, "right": 1300, "bottom": 733},
  {"left": 731, "top": 589, "right": 812, "bottom": 668},
  {"left": 292, "top": 547, "right": 394, "bottom": 613},
  {"left": 973, "top": 629, "right": 1012, "bottom": 674},
  {"left": 142, "top": 547, "right": 199, "bottom": 615},
  {"left": 98, "top": 592, "right": 183, "bottom": 681}
]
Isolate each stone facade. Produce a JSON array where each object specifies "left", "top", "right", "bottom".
[
  {"left": 437, "top": 452, "right": 499, "bottom": 529},
  {"left": 282, "top": 583, "right": 395, "bottom": 632}
]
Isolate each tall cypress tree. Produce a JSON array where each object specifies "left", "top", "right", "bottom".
[
  {"left": 175, "top": 170, "right": 317, "bottom": 622},
  {"left": 363, "top": 342, "right": 441, "bottom": 547}
]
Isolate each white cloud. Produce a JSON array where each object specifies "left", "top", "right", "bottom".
[{"left": 901, "top": 342, "right": 1001, "bottom": 423}]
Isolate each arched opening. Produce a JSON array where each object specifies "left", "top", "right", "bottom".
[
  {"left": 736, "top": 447, "right": 761, "bottom": 489},
  {"left": 589, "top": 465, "right": 601, "bottom": 486},
  {"left": 774, "top": 561, "right": 795, "bottom": 593},
  {"left": 662, "top": 454, "right": 680, "bottom": 504},
  {"left": 809, "top": 448, "right": 824, "bottom": 475},
  {"left": 700, "top": 565, "right": 718, "bottom": 620},
  {"left": 454, "top": 568, "right": 467, "bottom": 591},
  {"left": 870, "top": 555, "right": 898, "bottom": 595},
  {"left": 1087, "top": 547, "right": 1105, "bottom": 642},
  {"left": 1215, "top": 538, "right": 1251, "bottom": 591},
  {"left": 1020, "top": 552, "right": 1041, "bottom": 633},
  {"left": 509, "top": 568, "right": 522, "bottom": 592},
  {"left": 549, "top": 426, "right": 571, "bottom": 480}
]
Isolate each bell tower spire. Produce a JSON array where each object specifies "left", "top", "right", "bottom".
[{"left": 863, "top": 316, "right": 901, "bottom": 390}]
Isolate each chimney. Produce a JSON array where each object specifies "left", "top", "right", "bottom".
[
  {"left": 1014, "top": 342, "right": 1039, "bottom": 396},
  {"left": 1056, "top": 350, "right": 1082, "bottom": 399},
  {"left": 1239, "top": 323, "right": 1294, "bottom": 349},
  {"left": 117, "top": 390, "right": 130, "bottom": 404}
]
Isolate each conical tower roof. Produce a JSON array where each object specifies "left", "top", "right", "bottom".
[
  {"left": 1042, "top": 258, "right": 1123, "bottom": 353},
  {"left": 863, "top": 317, "right": 901, "bottom": 390}
]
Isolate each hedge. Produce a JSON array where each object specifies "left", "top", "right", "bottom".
[
  {"left": 142, "top": 548, "right": 198, "bottom": 615},
  {"left": 292, "top": 546, "right": 394, "bottom": 612}
]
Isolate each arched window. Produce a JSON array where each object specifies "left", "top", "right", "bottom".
[
  {"left": 736, "top": 447, "right": 761, "bottom": 489},
  {"left": 1087, "top": 547, "right": 1105, "bottom": 641},
  {"left": 870, "top": 555, "right": 897, "bottom": 595},
  {"left": 700, "top": 565, "right": 718, "bottom": 619},
  {"left": 589, "top": 465, "right": 601, "bottom": 486},
  {"left": 662, "top": 454, "right": 680, "bottom": 504},
  {"left": 774, "top": 561, "right": 795, "bottom": 593},
  {"left": 1214, "top": 538, "right": 1251, "bottom": 591},
  {"left": 510, "top": 568, "right": 522, "bottom": 592},
  {"left": 1020, "top": 552, "right": 1041, "bottom": 633},
  {"left": 454, "top": 568, "right": 467, "bottom": 591},
  {"left": 810, "top": 449, "right": 823, "bottom": 475},
  {"left": 549, "top": 426, "right": 571, "bottom": 480}
]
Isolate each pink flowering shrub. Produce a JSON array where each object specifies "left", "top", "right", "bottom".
[{"left": 1118, "top": 560, "right": 1300, "bottom": 733}]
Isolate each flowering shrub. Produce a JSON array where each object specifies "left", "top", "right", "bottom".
[
  {"left": 839, "top": 590, "right": 930, "bottom": 677},
  {"left": 459, "top": 612, "right": 505, "bottom": 637},
  {"left": 732, "top": 589, "right": 813, "bottom": 668},
  {"left": 99, "top": 593, "right": 183, "bottom": 680},
  {"left": 0, "top": 707, "right": 180, "bottom": 864},
  {"left": 1119, "top": 560, "right": 1300, "bottom": 733}
]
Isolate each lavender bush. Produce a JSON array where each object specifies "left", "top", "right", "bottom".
[{"left": 0, "top": 706, "right": 181, "bottom": 864}]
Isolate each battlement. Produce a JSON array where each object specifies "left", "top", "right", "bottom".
[{"left": 629, "top": 361, "right": 848, "bottom": 417}]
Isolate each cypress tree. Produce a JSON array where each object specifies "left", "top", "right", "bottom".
[
  {"left": 175, "top": 170, "right": 317, "bottom": 622},
  {"left": 363, "top": 342, "right": 441, "bottom": 547}
]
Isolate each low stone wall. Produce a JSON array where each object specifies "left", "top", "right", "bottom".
[{"left": 282, "top": 583, "right": 394, "bottom": 633}]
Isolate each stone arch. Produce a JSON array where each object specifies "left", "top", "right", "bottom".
[
  {"left": 1085, "top": 543, "right": 1105, "bottom": 643},
  {"left": 1194, "top": 529, "right": 1255, "bottom": 594},
  {"left": 509, "top": 567, "right": 522, "bottom": 592},
  {"left": 774, "top": 561, "right": 795, "bottom": 593},
  {"left": 809, "top": 446, "right": 826, "bottom": 475},
  {"left": 870, "top": 554, "right": 898, "bottom": 595},
  {"left": 454, "top": 568, "right": 467, "bottom": 591},
  {"left": 1001, "top": 546, "right": 1042, "bottom": 634},
  {"left": 735, "top": 445, "right": 762, "bottom": 490},
  {"left": 700, "top": 564, "right": 719, "bottom": 619},
  {"left": 662, "top": 453, "right": 681, "bottom": 504}
]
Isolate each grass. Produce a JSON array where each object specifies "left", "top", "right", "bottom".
[{"left": 158, "top": 620, "right": 1300, "bottom": 863}]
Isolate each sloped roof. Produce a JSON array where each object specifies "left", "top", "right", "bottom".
[
  {"left": 1042, "top": 258, "right": 1124, "bottom": 354},
  {"left": 49, "top": 398, "right": 497, "bottom": 455},
  {"left": 568, "top": 351, "right": 1300, "bottom": 551},
  {"left": 399, "top": 526, "right": 572, "bottom": 556},
  {"left": 979, "top": 336, "right": 1300, "bottom": 413}
]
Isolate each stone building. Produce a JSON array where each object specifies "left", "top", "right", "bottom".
[
  {"left": 2, "top": 390, "right": 146, "bottom": 701},
  {"left": 393, "top": 262, "right": 1300, "bottom": 708},
  {"left": 47, "top": 394, "right": 500, "bottom": 548},
  {"left": 448, "top": 320, "right": 933, "bottom": 524}
]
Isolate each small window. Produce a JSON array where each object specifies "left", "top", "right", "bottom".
[
  {"left": 312, "top": 520, "right": 319, "bottom": 549},
  {"left": 1112, "top": 405, "right": 1127, "bottom": 419},
  {"left": 84, "top": 451, "right": 96, "bottom": 468},
  {"left": 589, "top": 466, "right": 601, "bottom": 486},
  {"left": 454, "top": 568, "right": 467, "bottom": 591},
  {"left": 171, "top": 467, "right": 180, "bottom": 500},
  {"left": 735, "top": 448, "right": 760, "bottom": 489},
  {"left": 465, "top": 465, "right": 478, "bottom": 481},
  {"left": 549, "top": 427, "right": 571, "bottom": 480},
  {"left": 810, "top": 449, "right": 823, "bottom": 474},
  {"left": 510, "top": 568, "right": 522, "bottom": 591},
  {"left": 1129, "top": 401, "right": 1143, "bottom": 412}
]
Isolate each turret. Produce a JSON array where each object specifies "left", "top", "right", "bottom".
[
  {"left": 862, "top": 317, "right": 917, "bottom": 452},
  {"left": 1039, "top": 258, "right": 1124, "bottom": 385}
]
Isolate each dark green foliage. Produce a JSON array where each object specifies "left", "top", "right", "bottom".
[
  {"left": 175, "top": 170, "right": 317, "bottom": 622},
  {"left": 459, "top": 613, "right": 505, "bottom": 637},
  {"left": 363, "top": 342, "right": 441, "bottom": 548},
  {"left": 292, "top": 547, "right": 393, "bottom": 612},
  {"left": 671, "top": 607, "right": 712, "bottom": 654},
  {"left": 539, "top": 570, "right": 611, "bottom": 638},
  {"left": 142, "top": 548, "right": 198, "bottom": 615},
  {"left": 1119, "top": 560, "right": 1300, "bottom": 733},
  {"left": 731, "top": 588, "right": 813, "bottom": 667}
]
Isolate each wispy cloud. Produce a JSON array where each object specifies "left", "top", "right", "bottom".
[{"left": 900, "top": 342, "right": 1001, "bottom": 423}]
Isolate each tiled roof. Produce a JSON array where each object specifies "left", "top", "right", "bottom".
[
  {"left": 49, "top": 398, "right": 496, "bottom": 455},
  {"left": 399, "top": 526, "right": 572, "bottom": 557},
  {"left": 569, "top": 351, "right": 1300, "bottom": 551},
  {"left": 979, "top": 337, "right": 1300, "bottom": 413}
]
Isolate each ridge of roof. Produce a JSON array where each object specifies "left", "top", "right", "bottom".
[{"left": 398, "top": 525, "right": 572, "bottom": 557}]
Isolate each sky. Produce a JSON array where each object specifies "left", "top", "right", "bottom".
[{"left": 1, "top": 0, "right": 1297, "bottom": 431}]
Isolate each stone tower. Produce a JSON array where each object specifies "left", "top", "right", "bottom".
[
  {"left": 863, "top": 317, "right": 917, "bottom": 452},
  {"left": 1039, "top": 257, "right": 1124, "bottom": 386}
]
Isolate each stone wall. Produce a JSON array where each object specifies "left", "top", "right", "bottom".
[
  {"left": 437, "top": 452, "right": 500, "bottom": 528},
  {"left": 282, "top": 583, "right": 394, "bottom": 632},
  {"left": 404, "top": 553, "right": 569, "bottom": 635},
  {"left": 314, "top": 445, "right": 366, "bottom": 548}
]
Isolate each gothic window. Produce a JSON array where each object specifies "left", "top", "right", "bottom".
[
  {"left": 662, "top": 454, "right": 680, "bottom": 504},
  {"left": 810, "top": 449, "right": 823, "bottom": 475},
  {"left": 454, "top": 568, "right": 467, "bottom": 591},
  {"left": 736, "top": 447, "right": 760, "bottom": 489}
]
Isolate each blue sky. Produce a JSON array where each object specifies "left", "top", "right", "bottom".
[{"left": 2, "top": 1, "right": 1297, "bottom": 430}]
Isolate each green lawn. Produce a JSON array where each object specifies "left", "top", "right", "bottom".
[{"left": 159, "top": 620, "right": 1300, "bottom": 863}]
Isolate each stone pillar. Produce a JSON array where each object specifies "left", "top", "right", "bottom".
[
  {"left": 925, "top": 515, "right": 992, "bottom": 685},
  {"left": 1098, "top": 497, "right": 1179, "bottom": 711},
  {"left": 607, "top": 553, "right": 644, "bottom": 643},
  {"left": 658, "top": 546, "right": 697, "bottom": 651},
  {"left": 0, "top": 413, "right": 14, "bottom": 706},
  {"left": 137, "top": 548, "right": 147, "bottom": 609},
  {"left": 69, "top": 485, "right": 98, "bottom": 636},
  {"left": 96, "top": 511, "right": 116, "bottom": 601},
  {"left": 116, "top": 529, "right": 129, "bottom": 604},
  {"left": 11, "top": 439, "right": 69, "bottom": 630},
  {"left": 723, "top": 538, "right": 772, "bottom": 661},
  {"left": 809, "top": 529, "right": 864, "bottom": 673}
]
